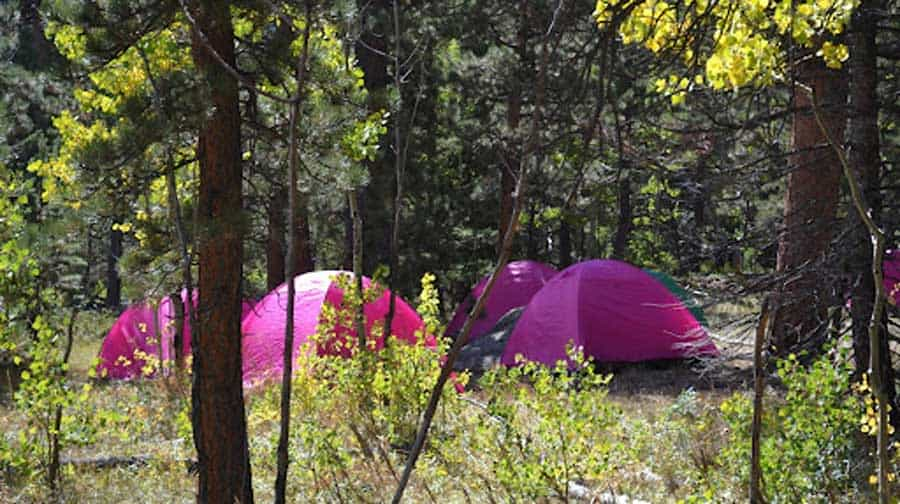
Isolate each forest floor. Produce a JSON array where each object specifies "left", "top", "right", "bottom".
[{"left": 3, "top": 292, "right": 855, "bottom": 503}]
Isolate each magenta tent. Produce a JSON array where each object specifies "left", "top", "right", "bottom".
[
  {"left": 241, "top": 271, "right": 429, "bottom": 385},
  {"left": 447, "top": 260, "right": 557, "bottom": 342},
  {"left": 96, "top": 292, "right": 255, "bottom": 380},
  {"left": 96, "top": 304, "right": 161, "bottom": 379},
  {"left": 501, "top": 259, "right": 718, "bottom": 367}
]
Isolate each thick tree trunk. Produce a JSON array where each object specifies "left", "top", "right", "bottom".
[
  {"left": 105, "top": 225, "right": 122, "bottom": 309},
  {"left": 266, "top": 190, "right": 287, "bottom": 291},
  {"left": 771, "top": 56, "right": 847, "bottom": 356},
  {"left": 189, "top": 2, "right": 253, "bottom": 502},
  {"left": 848, "top": 0, "right": 898, "bottom": 429}
]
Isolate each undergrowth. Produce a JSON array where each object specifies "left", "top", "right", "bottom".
[{"left": 1, "top": 274, "right": 896, "bottom": 502}]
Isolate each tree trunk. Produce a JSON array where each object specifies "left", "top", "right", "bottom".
[
  {"left": 14, "top": 0, "right": 63, "bottom": 71},
  {"left": 106, "top": 224, "right": 122, "bottom": 309},
  {"left": 559, "top": 219, "right": 572, "bottom": 268},
  {"left": 292, "top": 193, "right": 314, "bottom": 275},
  {"left": 355, "top": 0, "right": 392, "bottom": 272},
  {"left": 189, "top": 2, "right": 253, "bottom": 502},
  {"left": 499, "top": 2, "right": 528, "bottom": 257},
  {"left": 342, "top": 203, "right": 354, "bottom": 271},
  {"left": 771, "top": 55, "right": 847, "bottom": 356},
  {"left": 612, "top": 176, "right": 631, "bottom": 260},
  {"left": 847, "top": 0, "right": 898, "bottom": 429},
  {"left": 266, "top": 190, "right": 287, "bottom": 291}
]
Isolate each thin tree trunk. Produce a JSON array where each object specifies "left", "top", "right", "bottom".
[
  {"left": 292, "top": 192, "right": 314, "bottom": 275},
  {"left": 771, "top": 54, "right": 847, "bottom": 356},
  {"left": 164, "top": 150, "right": 194, "bottom": 374},
  {"left": 267, "top": 190, "right": 287, "bottom": 291},
  {"left": 106, "top": 224, "right": 122, "bottom": 309},
  {"left": 750, "top": 298, "right": 771, "bottom": 504},
  {"left": 48, "top": 308, "right": 78, "bottom": 493},
  {"left": 349, "top": 190, "right": 365, "bottom": 345},
  {"left": 275, "top": 5, "right": 312, "bottom": 501},
  {"left": 392, "top": 15, "right": 553, "bottom": 501},
  {"left": 355, "top": 0, "right": 392, "bottom": 272},
  {"left": 385, "top": 0, "right": 405, "bottom": 342},
  {"left": 810, "top": 74, "right": 893, "bottom": 504},
  {"left": 559, "top": 219, "right": 572, "bottom": 268},
  {"left": 498, "top": 1, "right": 527, "bottom": 256},
  {"left": 611, "top": 98, "right": 631, "bottom": 260},
  {"left": 189, "top": 1, "right": 253, "bottom": 502},
  {"left": 847, "top": 1, "right": 897, "bottom": 432},
  {"left": 612, "top": 175, "right": 631, "bottom": 260},
  {"left": 342, "top": 204, "right": 353, "bottom": 271}
]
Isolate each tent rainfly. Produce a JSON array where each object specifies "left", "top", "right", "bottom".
[
  {"left": 446, "top": 260, "right": 557, "bottom": 342},
  {"left": 501, "top": 259, "right": 718, "bottom": 367},
  {"left": 241, "top": 271, "right": 429, "bottom": 385}
]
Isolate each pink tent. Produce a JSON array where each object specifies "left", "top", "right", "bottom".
[
  {"left": 447, "top": 260, "right": 557, "bottom": 342},
  {"left": 96, "top": 304, "right": 162, "bottom": 379},
  {"left": 501, "top": 259, "right": 718, "bottom": 367},
  {"left": 241, "top": 271, "right": 428, "bottom": 385},
  {"left": 97, "top": 291, "right": 255, "bottom": 380}
]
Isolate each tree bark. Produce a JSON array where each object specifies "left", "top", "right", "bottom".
[
  {"left": 189, "top": 1, "right": 253, "bottom": 502},
  {"left": 771, "top": 55, "right": 847, "bottom": 356}
]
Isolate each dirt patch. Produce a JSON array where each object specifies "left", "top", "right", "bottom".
[{"left": 603, "top": 358, "right": 753, "bottom": 397}]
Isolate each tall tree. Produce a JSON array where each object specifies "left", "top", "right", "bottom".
[
  {"left": 188, "top": 1, "right": 253, "bottom": 502},
  {"left": 770, "top": 55, "right": 847, "bottom": 355}
]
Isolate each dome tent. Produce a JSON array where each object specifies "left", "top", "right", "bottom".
[
  {"left": 501, "top": 259, "right": 718, "bottom": 367},
  {"left": 446, "top": 260, "right": 557, "bottom": 342},
  {"left": 96, "top": 304, "right": 161, "bottom": 379},
  {"left": 241, "top": 270, "right": 429, "bottom": 385},
  {"left": 96, "top": 291, "right": 255, "bottom": 380}
]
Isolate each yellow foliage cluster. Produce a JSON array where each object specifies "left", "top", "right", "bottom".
[{"left": 594, "top": 0, "right": 858, "bottom": 102}]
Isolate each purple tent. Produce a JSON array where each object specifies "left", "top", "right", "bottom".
[
  {"left": 96, "top": 304, "right": 161, "bottom": 379},
  {"left": 241, "top": 271, "right": 429, "bottom": 385},
  {"left": 446, "top": 260, "right": 557, "bottom": 342},
  {"left": 501, "top": 259, "right": 718, "bottom": 367}
]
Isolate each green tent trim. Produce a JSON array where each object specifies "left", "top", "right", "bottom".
[{"left": 644, "top": 270, "right": 709, "bottom": 327}]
